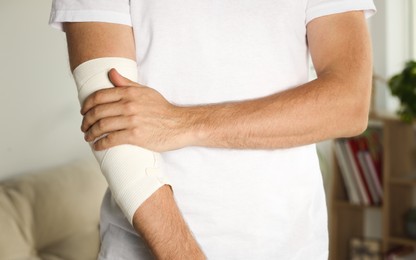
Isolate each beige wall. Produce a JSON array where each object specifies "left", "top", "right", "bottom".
[{"left": 0, "top": 0, "right": 93, "bottom": 180}]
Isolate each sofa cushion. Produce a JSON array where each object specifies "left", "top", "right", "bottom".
[{"left": 0, "top": 160, "right": 107, "bottom": 260}]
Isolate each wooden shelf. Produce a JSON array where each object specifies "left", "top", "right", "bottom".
[
  {"left": 329, "top": 118, "right": 416, "bottom": 260},
  {"left": 388, "top": 236, "right": 416, "bottom": 247},
  {"left": 390, "top": 176, "right": 416, "bottom": 186},
  {"left": 334, "top": 200, "right": 381, "bottom": 210}
]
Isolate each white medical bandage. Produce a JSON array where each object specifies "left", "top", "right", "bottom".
[{"left": 73, "top": 57, "right": 170, "bottom": 224}]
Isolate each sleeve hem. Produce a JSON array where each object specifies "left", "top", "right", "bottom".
[
  {"left": 49, "top": 10, "right": 132, "bottom": 31},
  {"left": 306, "top": 1, "right": 376, "bottom": 25}
]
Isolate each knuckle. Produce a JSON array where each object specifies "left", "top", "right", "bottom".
[
  {"left": 131, "top": 127, "right": 141, "bottom": 138},
  {"left": 125, "top": 86, "right": 136, "bottom": 96},
  {"left": 93, "top": 91, "right": 104, "bottom": 103},
  {"left": 125, "top": 102, "right": 136, "bottom": 114},
  {"left": 90, "top": 127, "right": 99, "bottom": 138},
  {"left": 114, "top": 87, "right": 124, "bottom": 97},
  {"left": 82, "top": 121, "right": 91, "bottom": 132},
  {"left": 129, "top": 115, "right": 139, "bottom": 125},
  {"left": 91, "top": 107, "right": 101, "bottom": 118},
  {"left": 88, "top": 127, "right": 96, "bottom": 138},
  {"left": 97, "top": 119, "right": 105, "bottom": 130},
  {"left": 90, "top": 107, "right": 100, "bottom": 117}
]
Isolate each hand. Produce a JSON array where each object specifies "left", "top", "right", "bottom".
[{"left": 81, "top": 69, "right": 193, "bottom": 152}]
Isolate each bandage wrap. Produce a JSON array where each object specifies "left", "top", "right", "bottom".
[{"left": 73, "top": 58, "right": 170, "bottom": 224}]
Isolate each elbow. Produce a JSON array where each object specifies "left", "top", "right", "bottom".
[
  {"left": 347, "top": 110, "right": 369, "bottom": 137},
  {"left": 339, "top": 106, "right": 369, "bottom": 138},
  {"left": 339, "top": 83, "right": 371, "bottom": 137}
]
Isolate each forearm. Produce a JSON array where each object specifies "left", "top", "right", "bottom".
[
  {"left": 133, "top": 185, "right": 205, "bottom": 259},
  {"left": 185, "top": 72, "right": 371, "bottom": 150},
  {"left": 179, "top": 11, "right": 372, "bottom": 150}
]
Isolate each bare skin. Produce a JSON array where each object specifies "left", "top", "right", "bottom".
[
  {"left": 66, "top": 10, "right": 372, "bottom": 258},
  {"left": 82, "top": 11, "right": 372, "bottom": 153},
  {"left": 64, "top": 22, "right": 205, "bottom": 259}
]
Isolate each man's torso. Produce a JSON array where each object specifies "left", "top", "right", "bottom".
[{"left": 100, "top": 1, "right": 328, "bottom": 259}]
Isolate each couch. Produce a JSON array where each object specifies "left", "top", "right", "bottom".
[{"left": 0, "top": 160, "right": 107, "bottom": 260}]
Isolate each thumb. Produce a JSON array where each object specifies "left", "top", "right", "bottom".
[{"left": 108, "top": 68, "right": 133, "bottom": 87}]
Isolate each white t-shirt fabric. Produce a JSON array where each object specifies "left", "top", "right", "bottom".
[{"left": 50, "top": 1, "right": 376, "bottom": 259}]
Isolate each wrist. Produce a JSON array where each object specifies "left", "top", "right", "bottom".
[{"left": 176, "top": 106, "right": 210, "bottom": 148}]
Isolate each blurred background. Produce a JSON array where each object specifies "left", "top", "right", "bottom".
[{"left": 0, "top": 0, "right": 95, "bottom": 181}]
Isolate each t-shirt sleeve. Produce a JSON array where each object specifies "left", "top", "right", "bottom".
[
  {"left": 49, "top": 0, "right": 132, "bottom": 31},
  {"left": 306, "top": 0, "right": 376, "bottom": 25}
]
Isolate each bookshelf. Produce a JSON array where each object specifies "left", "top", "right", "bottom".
[{"left": 329, "top": 116, "right": 416, "bottom": 259}]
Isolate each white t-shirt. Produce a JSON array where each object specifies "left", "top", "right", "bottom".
[{"left": 50, "top": 1, "right": 376, "bottom": 259}]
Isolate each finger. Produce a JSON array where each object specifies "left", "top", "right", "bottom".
[
  {"left": 81, "top": 87, "right": 125, "bottom": 115},
  {"left": 93, "top": 129, "right": 134, "bottom": 151},
  {"left": 108, "top": 68, "right": 136, "bottom": 88},
  {"left": 85, "top": 116, "right": 135, "bottom": 142},
  {"left": 81, "top": 101, "right": 129, "bottom": 132}
]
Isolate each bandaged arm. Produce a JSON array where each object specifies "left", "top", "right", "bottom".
[
  {"left": 64, "top": 22, "right": 204, "bottom": 258},
  {"left": 73, "top": 57, "right": 170, "bottom": 224}
]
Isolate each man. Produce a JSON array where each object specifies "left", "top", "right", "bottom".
[{"left": 50, "top": 0, "right": 376, "bottom": 259}]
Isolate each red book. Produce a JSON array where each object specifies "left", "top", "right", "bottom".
[
  {"left": 356, "top": 137, "right": 381, "bottom": 204},
  {"left": 360, "top": 132, "right": 383, "bottom": 202},
  {"left": 347, "top": 138, "right": 374, "bottom": 205},
  {"left": 343, "top": 139, "right": 369, "bottom": 205},
  {"left": 369, "top": 131, "right": 383, "bottom": 184}
]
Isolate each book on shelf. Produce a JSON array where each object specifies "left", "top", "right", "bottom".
[
  {"left": 357, "top": 151, "right": 381, "bottom": 205},
  {"left": 361, "top": 128, "right": 383, "bottom": 203},
  {"left": 350, "top": 237, "right": 381, "bottom": 260},
  {"left": 345, "top": 138, "right": 371, "bottom": 205},
  {"left": 363, "top": 151, "right": 383, "bottom": 202},
  {"left": 334, "top": 140, "right": 361, "bottom": 204},
  {"left": 334, "top": 128, "right": 383, "bottom": 205},
  {"left": 356, "top": 135, "right": 383, "bottom": 204}
]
